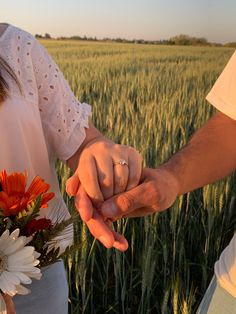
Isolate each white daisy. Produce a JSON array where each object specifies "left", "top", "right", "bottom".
[{"left": 0, "top": 229, "right": 41, "bottom": 297}]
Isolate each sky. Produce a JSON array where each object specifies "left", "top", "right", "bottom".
[{"left": 1, "top": 0, "right": 236, "bottom": 43}]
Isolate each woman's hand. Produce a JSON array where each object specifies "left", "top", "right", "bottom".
[
  {"left": 66, "top": 132, "right": 142, "bottom": 250},
  {"left": 66, "top": 180, "right": 128, "bottom": 251},
  {"left": 67, "top": 136, "right": 142, "bottom": 210},
  {"left": 78, "top": 137, "right": 142, "bottom": 208}
]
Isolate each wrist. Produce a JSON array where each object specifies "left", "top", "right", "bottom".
[
  {"left": 66, "top": 122, "right": 106, "bottom": 172},
  {"left": 81, "top": 134, "right": 113, "bottom": 151}
]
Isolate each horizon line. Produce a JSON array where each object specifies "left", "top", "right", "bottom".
[{"left": 36, "top": 33, "right": 236, "bottom": 45}]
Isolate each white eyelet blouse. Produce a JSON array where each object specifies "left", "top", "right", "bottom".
[{"left": 0, "top": 24, "right": 91, "bottom": 252}]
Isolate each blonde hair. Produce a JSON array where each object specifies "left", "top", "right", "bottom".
[{"left": 0, "top": 56, "right": 21, "bottom": 103}]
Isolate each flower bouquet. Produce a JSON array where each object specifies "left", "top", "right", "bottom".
[{"left": 0, "top": 170, "right": 74, "bottom": 312}]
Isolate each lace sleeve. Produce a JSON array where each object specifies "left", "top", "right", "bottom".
[{"left": 30, "top": 37, "right": 91, "bottom": 162}]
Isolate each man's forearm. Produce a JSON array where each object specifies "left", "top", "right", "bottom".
[{"left": 160, "top": 112, "right": 236, "bottom": 195}]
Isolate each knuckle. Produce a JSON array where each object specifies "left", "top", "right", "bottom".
[
  {"left": 127, "top": 147, "right": 142, "bottom": 164},
  {"left": 96, "top": 140, "right": 111, "bottom": 151},
  {"left": 128, "top": 146, "right": 139, "bottom": 155},
  {"left": 116, "top": 194, "right": 134, "bottom": 212},
  {"left": 114, "top": 143, "right": 122, "bottom": 150},
  {"left": 100, "top": 177, "right": 113, "bottom": 188},
  {"left": 114, "top": 143, "right": 126, "bottom": 154},
  {"left": 97, "top": 141, "right": 106, "bottom": 150},
  {"left": 115, "top": 177, "right": 127, "bottom": 190},
  {"left": 128, "top": 146, "right": 136, "bottom": 153}
]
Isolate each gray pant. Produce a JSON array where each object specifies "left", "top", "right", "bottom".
[
  {"left": 13, "top": 260, "right": 68, "bottom": 314},
  {"left": 196, "top": 276, "right": 236, "bottom": 313}
]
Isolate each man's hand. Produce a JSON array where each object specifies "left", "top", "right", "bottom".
[
  {"left": 66, "top": 167, "right": 179, "bottom": 250},
  {"left": 67, "top": 111, "right": 236, "bottom": 250},
  {"left": 100, "top": 168, "right": 180, "bottom": 219}
]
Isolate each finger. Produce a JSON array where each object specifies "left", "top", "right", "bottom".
[
  {"left": 86, "top": 210, "right": 115, "bottom": 248},
  {"left": 94, "top": 156, "right": 114, "bottom": 200},
  {"left": 66, "top": 175, "right": 80, "bottom": 196},
  {"left": 105, "top": 218, "right": 113, "bottom": 227},
  {"left": 75, "top": 185, "right": 93, "bottom": 222},
  {"left": 122, "top": 206, "right": 154, "bottom": 218},
  {"left": 113, "top": 160, "right": 129, "bottom": 195},
  {"left": 2, "top": 294, "right": 16, "bottom": 314},
  {"left": 103, "top": 219, "right": 128, "bottom": 251},
  {"left": 126, "top": 148, "right": 142, "bottom": 191},
  {"left": 113, "top": 231, "right": 129, "bottom": 251},
  {"left": 78, "top": 155, "right": 104, "bottom": 208},
  {"left": 101, "top": 170, "right": 155, "bottom": 218},
  {"left": 86, "top": 210, "right": 129, "bottom": 251}
]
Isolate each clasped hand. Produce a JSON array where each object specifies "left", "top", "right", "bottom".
[{"left": 66, "top": 137, "right": 179, "bottom": 251}]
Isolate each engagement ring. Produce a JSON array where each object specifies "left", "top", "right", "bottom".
[{"left": 113, "top": 159, "right": 128, "bottom": 166}]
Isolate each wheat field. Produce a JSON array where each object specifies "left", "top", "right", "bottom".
[{"left": 41, "top": 39, "right": 236, "bottom": 313}]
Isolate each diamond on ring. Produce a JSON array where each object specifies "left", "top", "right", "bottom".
[{"left": 113, "top": 159, "right": 128, "bottom": 166}]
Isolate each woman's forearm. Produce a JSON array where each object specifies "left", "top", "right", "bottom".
[
  {"left": 66, "top": 122, "right": 104, "bottom": 172},
  {"left": 160, "top": 111, "right": 236, "bottom": 195}
]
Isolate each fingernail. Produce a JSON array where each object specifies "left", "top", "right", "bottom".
[
  {"left": 102, "top": 202, "right": 117, "bottom": 217},
  {"left": 113, "top": 241, "right": 129, "bottom": 252},
  {"left": 98, "top": 236, "right": 113, "bottom": 248}
]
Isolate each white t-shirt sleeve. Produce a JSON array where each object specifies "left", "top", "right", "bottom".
[
  {"left": 206, "top": 50, "right": 236, "bottom": 120},
  {"left": 30, "top": 37, "right": 91, "bottom": 162}
]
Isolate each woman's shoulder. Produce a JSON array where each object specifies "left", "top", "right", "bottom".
[
  {"left": 4, "top": 24, "right": 37, "bottom": 45},
  {"left": 2, "top": 24, "right": 44, "bottom": 64}
]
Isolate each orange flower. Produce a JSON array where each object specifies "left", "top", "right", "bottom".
[{"left": 0, "top": 170, "right": 55, "bottom": 216}]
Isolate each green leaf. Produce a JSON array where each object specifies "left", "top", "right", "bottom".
[{"left": 20, "top": 196, "right": 42, "bottom": 228}]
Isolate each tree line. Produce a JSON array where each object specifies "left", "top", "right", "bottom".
[{"left": 35, "top": 33, "right": 236, "bottom": 47}]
